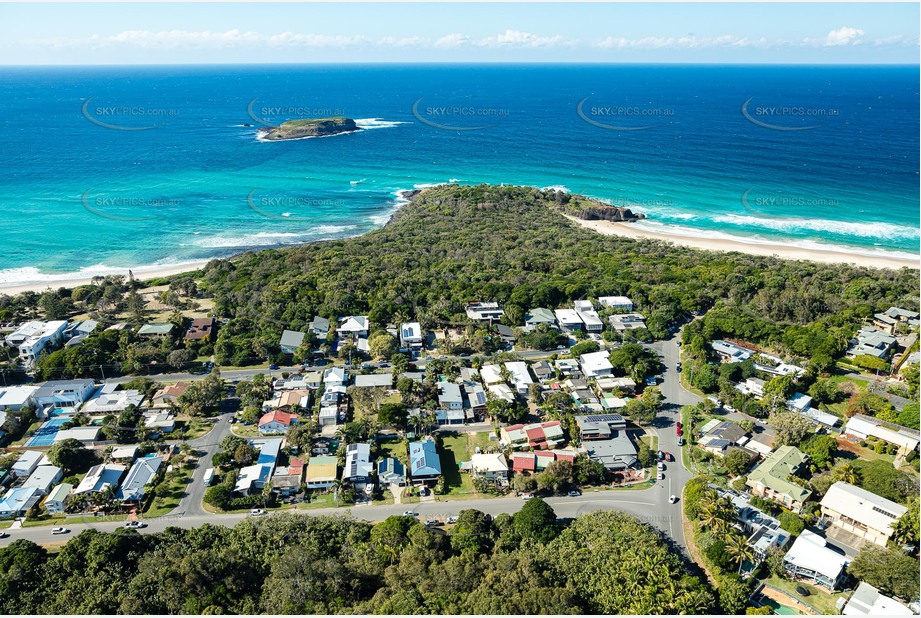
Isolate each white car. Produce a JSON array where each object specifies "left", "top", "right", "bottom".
[
  {"left": 402, "top": 510, "right": 417, "bottom": 517},
  {"left": 0, "top": 531, "right": 9, "bottom": 539},
  {"left": 51, "top": 527, "right": 70, "bottom": 535},
  {"left": 657, "top": 472, "right": 665, "bottom": 480},
  {"left": 521, "top": 493, "right": 534, "bottom": 499},
  {"left": 124, "top": 520, "right": 147, "bottom": 529},
  {"left": 567, "top": 490, "right": 582, "bottom": 497},
  {"left": 669, "top": 495, "right": 679, "bottom": 504},
  {"left": 446, "top": 516, "right": 458, "bottom": 524},
  {"left": 249, "top": 508, "right": 266, "bottom": 516}
]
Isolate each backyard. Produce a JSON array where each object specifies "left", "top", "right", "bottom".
[{"left": 437, "top": 431, "right": 496, "bottom": 498}]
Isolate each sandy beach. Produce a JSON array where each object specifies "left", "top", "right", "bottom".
[
  {"left": 0, "top": 261, "right": 213, "bottom": 296},
  {"left": 566, "top": 215, "right": 920, "bottom": 271}
]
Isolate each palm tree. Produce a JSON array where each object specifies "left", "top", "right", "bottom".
[
  {"left": 725, "top": 532, "right": 756, "bottom": 572},
  {"left": 833, "top": 462, "right": 860, "bottom": 485}
]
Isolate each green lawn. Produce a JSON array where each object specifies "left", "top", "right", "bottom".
[
  {"left": 761, "top": 575, "right": 846, "bottom": 615},
  {"left": 11, "top": 420, "right": 45, "bottom": 446},
  {"left": 466, "top": 431, "right": 494, "bottom": 453},
  {"left": 144, "top": 461, "right": 196, "bottom": 517},
  {"left": 22, "top": 514, "right": 129, "bottom": 528},
  {"left": 180, "top": 417, "right": 215, "bottom": 440},
  {"left": 438, "top": 433, "right": 476, "bottom": 495},
  {"left": 377, "top": 438, "right": 407, "bottom": 464},
  {"left": 231, "top": 425, "right": 262, "bottom": 438}
]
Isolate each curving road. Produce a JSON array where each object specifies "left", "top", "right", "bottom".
[{"left": 2, "top": 334, "right": 702, "bottom": 551}]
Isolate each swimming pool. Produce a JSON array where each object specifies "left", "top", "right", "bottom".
[
  {"left": 25, "top": 417, "right": 69, "bottom": 447},
  {"left": 49, "top": 407, "right": 75, "bottom": 417}
]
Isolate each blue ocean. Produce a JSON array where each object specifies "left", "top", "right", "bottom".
[{"left": 0, "top": 64, "right": 917, "bottom": 284}]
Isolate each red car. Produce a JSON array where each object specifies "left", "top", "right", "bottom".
[
  {"left": 664, "top": 452, "right": 673, "bottom": 462},
  {"left": 676, "top": 427, "right": 683, "bottom": 437}
]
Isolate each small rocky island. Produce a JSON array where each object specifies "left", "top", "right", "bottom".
[{"left": 259, "top": 117, "right": 359, "bottom": 141}]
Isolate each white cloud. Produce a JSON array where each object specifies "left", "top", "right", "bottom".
[
  {"left": 595, "top": 35, "right": 769, "bottom": 50},
  {"left": 821, "top": 26, "right": 865, "bottom": 46},
  {"left": 433, "top": 33, "right": 469, "bottom": 49},
  {"left": 476, "top": 30, "right": 565, "bottom": 48}
]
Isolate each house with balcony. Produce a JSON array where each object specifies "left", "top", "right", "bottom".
[{"left": 746, "top": 445, "right": 812, "bottom": 512}]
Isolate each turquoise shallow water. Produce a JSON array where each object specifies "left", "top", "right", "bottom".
[{"left": 0, "top": 64, "right": 917, "bottom": 283}]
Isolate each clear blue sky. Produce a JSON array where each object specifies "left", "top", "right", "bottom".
[{"left": 1, "top": 2, "right": 918, "bottom": 64}]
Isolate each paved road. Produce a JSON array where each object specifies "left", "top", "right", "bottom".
[
  {"left": 0, "top": 490, "right": 672, "bottom": 547},
  {"left": 169, "top": 411, "right": 235, "bottom": 517}
]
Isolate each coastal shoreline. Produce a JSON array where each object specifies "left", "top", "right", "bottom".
[
  {"left": 565, "top": 215, "right": 920, "bottom": 271},
  {"left": 0, "top": 261, "right": 214, "bottom": 296}
]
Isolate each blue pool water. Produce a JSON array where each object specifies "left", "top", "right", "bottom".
[{"left": 25, "top": 417, "right": 69, "bottom": 447}]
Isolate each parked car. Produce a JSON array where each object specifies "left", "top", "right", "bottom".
[
  {"left": 0, "top": 531, "right": 9, "bottom": 538},
  {"left": 521, "top": 493, "right": 534, "bottom": 499},
  {"left": 669, "top": 495, "right": 679, "bottom": 504},
  {"left": 402, "top": 510, "right": 418, "bottom": 517},
  {"left": 268, "top": 364, "right": 280, "bottom": 370},
  {"left": 446, "top": 516, "right": 458, "bottom": 524},
  {"left": 677, "top": 436, "right": 684, "bottom": 446},
  {"left": 51, "top": 527, "right": 70, "bottom": 535},
  {"left": 657, "top": 462, "right": 666, "bottom": 471},
  {"left": 556, "top": 345, "right": 568, "bottom": 350},
  {"left": 567, "top": 490, "right": 582, "bottom": 497},
  {"left": 657, "top": 450, "right": 665, "bottom": 461},
  {"left": 124, "top": 520, "right": 147, "bottom": 529},
  {"left": 657, "top": 472, "right": 665, "bottom": 480},
  {"left": 664, "top": 451, "right": 673, "bottom": 462},
  {"left": 249, "top": 508, "right": 266, "bottom": 516},
  {"left": 424, "top": 519, "right": 440, "bottom": 526}
]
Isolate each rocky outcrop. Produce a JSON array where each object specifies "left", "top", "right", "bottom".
[
  {"left": 572, "top": 205, "right": 646, "bottom": 222},
  {"left": 260, "top": 117, "right": 358, "bottom": 141}
]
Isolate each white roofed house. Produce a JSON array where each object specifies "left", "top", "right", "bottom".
[
  {"left": 22, "top": 465, "right": 63, "bottom": 496},
  {"left": 488, "top": 383, "right": 516, "bottom": 403},
  {"left": 609, "top": 313, "right": 647, "bottom": 332},
  {"left": 6, "top": 320, "right": 69, "bottom": 369},
  {"left": 353, "top": 373, "right": 394, "bottom": 389},
  {"left": 463, "top": 382, "right": 488, "bottom": 420},
  {"left": 847, "top": 327, "right": 897, "bottom": 360},
  {"left": 81, "top": 385, "right": 144, "bottom": 415},
  {"left": 33, "top": 379, "right": 96, "bottom": 410},
  {"left": 580, "top": 351, "right": 613, "bottom": 378},
  {"left": 554, "top": 309, "right": 583, "bottom": 333},
  {"left": 11, "top": 450, "right": 44, "bottom": 479},
  {"left": 711, "top": 339, "right": 754, "bottom": 363},
  {"left": 598, "top": 296, "right": 633, "bottom": 311},
  {"left": 479, "top": 364, "right": 505, "bottom": 386},
  {"left": 844, "top": 414, "right": 920, "bottom": 456},
  {"left": 820, "top": 482, "right": 908, "bottom": 548},
  {"left": 841, "top": 582, "right": 913, "bottom": 616},
  {"left": 337, "top": 316, "right": 369, "bottom": 338},
  {"left": 74, "top": 463, "right": 126, "bottom": 495},
  {"left": 577, "top": 310, "right": 604, "bottom": 333},
  {"left": 399, "top": 322, "right": 424, "bottom": 350},
  {"left": 465, "top": 302, "right": 504, "bottom": 322},
  {"left": 503, "top": 362, "right": 533, "bottom": 395},
  {"left": 324, "top": 366, "right": 347, "bottom": 388},
  {"left": 782, "top": 530, "right": 849, "bottom": 590},
  {"left": 342, "top": 443, "right": 374, "bottom": 490},
  {"left": 0, "top": 385, "right": 38, "bottom": 411},
  {"left": 116, "top": 456, "right": 163, "bottom": 503},
  {"left": 469, "top": 453, "right": 509, "bottom": 482}
]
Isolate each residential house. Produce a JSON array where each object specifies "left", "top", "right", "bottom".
[
  {"left": 6, "top": 320, "right": 68, "bottom": 369},
  {"left": 469, "top": 453, "right": 509, "bottom": 481},
  {"left": 63, "top": 320, "right": 98, "bottom": 344},
  {"left": 74, "top": 463, "right": 125, "bottom": 495},
  {"left": 0, "top": 487, "right": 43, "bottom": 518},
  {"left": 479, "top": 364, "right": 505, "bottom": 386},
  {"left": 495, "top": 324, "right": 517, "bottom": 345},
  {"left": 399, "top": 322, "right": 424, "bottom": 350},
  {"left": 22, "top": 465, "right": 63, "bottom": 496},
  {"left": 324, "top": 367, "right": 347, "bottom": 388},
  {"left": 234, "top": 463, "right": 273, "bottom": 495},
  {"left": 841, "top": 582, "right": 913, "bottom": 616},
  {"left": 263, "top": 389, "right": 311, "bottom": 411},
  {"left": 305, "top": 456, "right": 338, "bottom": 489},
  {"left": 280, "top": 329, "right": 307, "bottom": 354},
  {"left": 343, "top": 443, "right": 374, "bottom": 488},
  {"left": 465, "top": 302, "right": 504, "bottom": 321},
  {"left": 820, "top": 482, "right": 908, "bottom": 548},
  {"left": 574, "top": 414, "right": 627, "bottom": 441},
  {"left": 741, "top": 377, "right": 766, "bottom": 397},
  {"left": 844, "top": 414, "right": 920, "bottom": 455},
  {"left": 582, "top": 431, "right": 638, "bottom": 471},
  {"left": 33, "top": 379, "right": 96, "bottom": 410},
  {"left": 137, "top": 323, "right": 174, "bottom": 339},
  {"left": 53, "top": 426, "right": 101, "bottom": 445},
  {"left": 151, "top": 382, "right": 189, "bottom": 408},
  {"left": 728, "top": 493, "right": 792, "bottom": 561},
  {"left": 524, "top": 307, "right": 558, "bottom": 330},
  {"left": 786, "top": 393, "right": 813, "bottom": 413},
  {"left": 463, "top": 382, "right": 488, "bottom": 420},
  {"left": 11, "top": 451, "right": 44, "bottom": 479},
  {"left": 712, "top": 339, "right": 754, "bottom": 363},
  {"left": 504, "top": 362, "right": 533, "bottom": 395},
  {"left": 697, "top": 421, "right": 756, "bottom": 459},
  {"left": 309, "top": 316, "right": 330, "bottom": 338},
  {"left": 271, "top": 457, "right": 305, "bottom": 495},
  {"left": 184, "top": 317, "right": 216, "bottom": 342},
  {"left": 377, "top": 457, "right": 406, "bottom": 486},
  {"left": 530, "top": 360, "right": 554, "bottom": 382},
  {"left": 512, "top": 450, "right": 575, "bottom": 475},
  {"left": 110, "top": 445, "right": 139, "bottom": 462},
  {"left": 438, "top": 381, "right": 464, "bottom": 411},
  {"left": 81, "top": 385, "right": 145, "bottom": 415},
  {"left": 0, "top": 385, "right": 38, "bottom": 411},
  {"left": 554, "top": 358, "right": 581, "bottom": 377},
  {"left": 598, "top": 296, "right": 633, "bottom": 311},
  {"left": 746, "top": 445, "right": 812, "bottom": 512},
  {"left": 337, "top": 316, "right": 369, "bottom": 338},
  {"left": 354, "top": 373, "right": 394, "bottom": 388},
  {"left": 143, "top": 412, "right": 175, "bottom": 435},
  {"left": 115, "top": 456, "right": 163, "bottom": 503},
  {"left": 318, "top": 406, "right": 338, "bottom": 427},
  {"left": 500, "top": 420, "right": 565, "bottom": 450},
  {"left": 609, "top": 313, "right": 647, "bottom": 332},
  {"left": 580, "top": 351, "right": 613, "bottom": 378},
  {"left": 274, "top": 373, "right": 322, "bottom": 391},
  {"left": 873, "top": 307, "right": 920, "bottom": 334},
  {"left": 554, "top": 309, "right": 583, "bottom": 333},
  {"left": 259, "top": 410, "right": 298, "bottom": 435},
  {"left": 577, "top": 310, "right": 604, "bottom": 333},
  {"left": 782, "top": 530, "right": 848, "bottom": 590},
  {"left": 599, "top": 376, "right": 636, "bottom": 393},
  {"left": 488, "top": 383, "right": 516, "bottom": 403},
  {"left": 408, "top": 439, "right": 442, "bottom": 483},
  {"left": 42, "top": 483, "right": 73, "bottom": 515},
  {"left": 847, "top": 327, "right": 897, "bottom": 360}
]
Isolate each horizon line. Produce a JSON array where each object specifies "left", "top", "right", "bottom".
[{"left": 1, "top": 61, "right": 919, "bottom": 67}]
